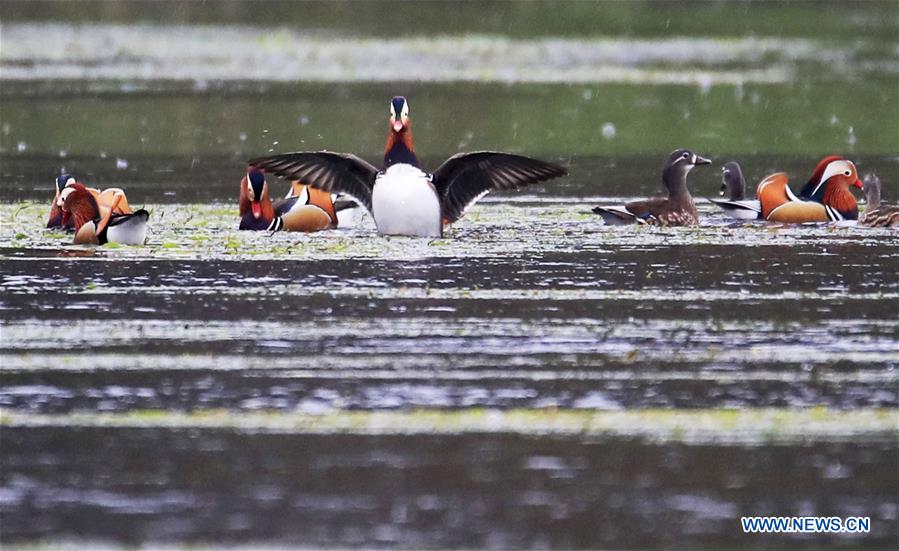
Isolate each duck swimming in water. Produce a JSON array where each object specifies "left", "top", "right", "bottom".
[
  {"left": 239, "top": 168, "right": 338, "bottom": 232},
  {"left": 708, "top": 161, "right": 762, "bottom": 220},
  {"left": 859, "top": 173, "right": 899, "bottom": 228},
  {"left": 50, "top": 175, "right": 134, "bottom": 229},
  {"left": 757, "top": 156, "right": 862, "bottom": 223},
  {"left": 592, "top": 149, "right": 711, "bottom": 226},
  {"left": 61, "top": 184, "right": 149, "bottom": 245},
  {"left": 248, "top": 96, "right": 566, "bottom": 237}
]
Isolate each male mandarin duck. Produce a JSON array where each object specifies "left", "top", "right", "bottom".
[
  {"left": 61, "top": 184, "right": 149, "bottom": 245},
  {"left": 49, "top": 175, "right": 134, "bottom": 229},
  {"left": 859, "top": 174, "right": 899, "bottom": 228},
  {"left": 248, "top": 96, "right": 566, "bottom": 237},
  {"left": 708, "top": 161, "right": 762, "bottom": 220},
  {"left": 239, "top": 168, "right": 337, "bottom": 232},
  {"left": 592, "top": 149, "right": 711, "bottom": 226},
  {"left": 758, "top": 156, "right": 862, "bottom": 222}
]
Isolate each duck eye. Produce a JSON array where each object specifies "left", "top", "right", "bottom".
[
  {"left": 682, "top": 152, "right": 690, "bottom": 158},
  {"left": 844, "top": 170, "right": 851, "bottom": 176}
]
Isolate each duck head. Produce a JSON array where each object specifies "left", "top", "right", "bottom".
[
  {"left": 818, "top": 158, "right": 862, "bottom": 190},
  {"left": 862, "top": 173, "right": 881, "bottom": 211},
  {"left": 56, "top": 174, "right": 76, "bottom": 195},
  {"left": 48, "top": 174, "right": 77, "bottom": 228},
  {"left": 814, "top": 158, "right": 862, "bottom": 219},
  {"left": 384, "top": 96, "right": 418, "bottom": 167},
  {"left": 389, "top": 96, "right": 410, "bottom": 134},
  {"left": 720, "top": 161, "right": 745, "bottom": 200},
  {"left": 243, "top": 168, "right": 269, "bottom": 219},
  {"left": 663, "top": 149, "right": 711, "bottom": 195},
  {"left": 239, "top": 167, "right": 277, "bottom": 229},
  {"left": 60, "top": 183, "right": 101, "bottom": 230}
]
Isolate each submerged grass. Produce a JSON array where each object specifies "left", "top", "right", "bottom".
[{"left": 1, "top": 407, "right": 895, "bottom": 444}]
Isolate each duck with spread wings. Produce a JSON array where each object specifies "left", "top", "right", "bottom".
[{"left": 249, "top": 96, "right": 566, "bottom": 237}]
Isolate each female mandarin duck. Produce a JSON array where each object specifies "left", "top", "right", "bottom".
[
  {"left": 592, "top": 149, "right": 711, "bottom": 226},
  {"left": 49, "top": 174, "right": 134, "bottom": 229},
  {"left": 239, "top": 168, "right": 338, "bottom": 232},
  {"left": 61, "top": 183, "right": 149, "bottom": 245},
  {"left": 708, "top": 161, "right": 762, "bottom": 220},
  {"left": 248, "top": 96, "right": 566, "bottom": 237},
  {"left": 859, "top": 174, "right": 899, "bottom": 227},
  {"left": 757, "top": 155, "right": 862, "bottom": 222}
]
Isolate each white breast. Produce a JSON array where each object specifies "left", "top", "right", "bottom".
[{"left": 372, "top": 164, "right": 442, "bottom": 237}]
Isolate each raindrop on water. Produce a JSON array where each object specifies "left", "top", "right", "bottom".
[
  {"left": 116, "top": 158, "right": 129, "bottom": 169},
  {"left": 16, "top": 142, "right": 27, "bottom": 152},
  {"left": 601, "top": 123, "right": 616, "bottom": 140}
]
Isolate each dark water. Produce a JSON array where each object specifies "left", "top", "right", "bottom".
[{"left": 3, "top": 427, "right": 897, "bottom": 549}]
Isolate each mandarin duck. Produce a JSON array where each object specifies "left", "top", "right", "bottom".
[
  {"left": 593, "top": 149, "right": 711, "bottom": 226},
  {"left": 248, "top": 96, "right": 566, "bottom": 237},
  {"left": 758, "top": 156, "right": 862, "bottom": 223},
  {"left": 239, "top": 168, "right": 338, "bottom": 232},
  {"left": 61, "top": 184, "right": 149, "bottom": 245},
  {"left": 859, "top": 174, "right": 899, "bottom": 228},
  {"left": 708, "top": 161, "right": 762, "bottom": 220}
]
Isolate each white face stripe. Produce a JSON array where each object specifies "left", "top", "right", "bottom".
[
  {"left": 246, "top": 174, "right": 255, "bottom": 201},
  {"left": 819, "top": 160, "right": 855, "bottom": 185},
  {"left": 401, "top": 99, "right": 409, "bottom": 119},
  {"left": 58, "top": 186, "right": 76, "bottom": 207}
]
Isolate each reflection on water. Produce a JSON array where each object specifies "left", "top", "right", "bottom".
[{"left": 2, "top": 427, "right": 897, "bottom": 548}]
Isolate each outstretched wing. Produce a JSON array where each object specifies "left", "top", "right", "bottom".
[
  {"left": 431, "top": 152, "right": 567, "bottom": 223},
  {"left": 249, "top": 152, "right": 379, "bottom": 213}
]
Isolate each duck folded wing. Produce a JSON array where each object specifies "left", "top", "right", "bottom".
[
  {"left": 431, "top": 152, "right": 566, "bottom": 223},
  {"left": 271, "top": 195, "right": 300, "bottom": 217},
  {"left": 249, "top": 152, "right": 379, "bottom": 213},
  {"left": 709, "top": 199, "right": 761, "bottom": 213},
  {"left": 766, "top": 201, "right": 831, "bottom": 223},
  {"left": 592, "top": 205, "right": 643, "bottom": 225}
]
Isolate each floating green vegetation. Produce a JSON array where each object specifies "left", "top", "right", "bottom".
[
  {"left": 2, "top": 201, "right": 898, "bottom": 262},
  {"left": 1, "top": 407, "right": 895, "bottom": 444}
]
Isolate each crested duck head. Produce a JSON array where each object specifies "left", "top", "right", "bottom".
[
  {"left": 662, "top": 149, "right": 711, "bottom": 195},
  {"left": 811, "top": 158, "right": 862, "bottom": 219},
  {"left": 389, "top": 96, "right": 410, "bottom": 134},
  {"left": 56, "top": 173, "right": 76, "bottom": 195},
  {"left": 244, "top": 168, "right": 269, "bottom": 219},
  {"left": 862, "top": 173, "right": 881, "bottom": 210},
  {"left": 385, "top": 96, "right": 418, "bottom": 167},
  {"left": 720, "top": 161, "right": 745, "bottom": 200}
]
